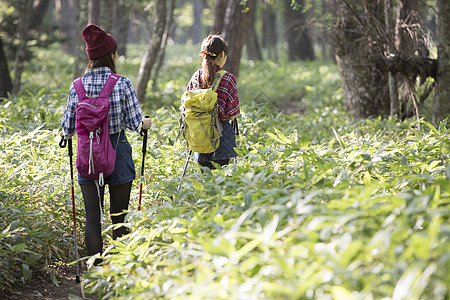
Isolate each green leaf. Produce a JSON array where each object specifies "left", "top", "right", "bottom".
[
  {"left": 191, "top": 181, "right": 204, "bottom": 192},
  {"left": 332, "top": 127, "right": 347, "bottom": 149},
  {"left": 22, "top": 264, "right": 32, "bottom": 283},
  {"left": 201, "top": 237, "right": 235, "bottom": 257},
  {"left": 420, "top": 120, "right": 438, "bottom": 133},
  {"left": 300, "top": 135, "right": 310, "bottom": 148},
  {"left": 267, "top": 128, "right": 291, "bottom": 144},
  {"left": 331, "top": 286, "right": 357, "bottom": 300},
  {"left": 24, "top": 253, "right": 42, "bottom": 266},
  {"left": 13, "top": 243, "right": 27, "bottom": 252}
]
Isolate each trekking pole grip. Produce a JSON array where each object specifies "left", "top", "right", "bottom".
[
  {"left": 68, "top": 138, "right": 73, "bottom": 157},
  {"left": 141, "top": 115, "right": 149, "bottom": 154}
]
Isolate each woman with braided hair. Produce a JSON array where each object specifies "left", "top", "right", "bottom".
[{"left": 185, "top": 34, "right": 240, "bottom": 169}]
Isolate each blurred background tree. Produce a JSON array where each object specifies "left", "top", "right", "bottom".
[{"left": 0, "top": 0, "right": 448, "bottom": 124}]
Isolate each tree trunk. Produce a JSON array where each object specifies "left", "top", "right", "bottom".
[
  {"left": 74, "top": 0, "right": 89, "bottom": 78},
  {"left": 394, "top": 0, "right": 421, "bottom": 119},
  {"left": 100, "top": 0, "right": 113, "bottom": 31},
  {"left": 55, "top": 0, "right": 77, "bottom": 55},
  {"left": 246, "top": 0, "right": 262, "bottom": 61},
  {"left": 434, "top": 0, "right": 450, "bottom": 125},
  {"left": 136, "top": 0, "right": 166, "bottom": 103},
  {"left": 12, "top": 0, "right": 32, "bottom": 94},
  {"left": 385, "top": 0, "right": 399, "bottom": 116},
  {"left": 333, "top": 1, "right": 390, "bottom": 118},
  {"left": 152, "top": 0, "right": 176, "bottom": 88},
  {"left": 216, "top": 0, "right": 253, "bottom": 77},
  {"left": 213, "top": 0, "right": 227, "bottom": 34},
  {"left": 114, "top": 2, "right": 129, "bottom": 57},
  {"left": 88, "top": 0, "right": 100, "bottom": 24},
  {"left": 261, "top": 3, "right": 277, "bottom": 61},
  {"left": 0, "top": 37, "right": 12, "bottom": 98},
  {"left": 192, "top": 0, "right": 202, "bottom": 44},
  {"left": 12, "top": 0, "right": 52, "bottom": 94},
  {"left": 328, "top": 0, "right": 338, "bottom": 62},
  {"left": 29, "top": 0, "right": 52, "bottom": 28},
  {"left": 284, "top": 0, "right": 315, "bottom": 61}
]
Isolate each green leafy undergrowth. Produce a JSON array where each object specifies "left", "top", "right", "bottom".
[
  {"left": 0, "top": 125, "right": 82, "bottom": 290},
  {"left": 1, "top": 52, "right": 448, "bottom": 299},
  {"left": 83, "top": 113, "right": 449, "bottom": 299}
]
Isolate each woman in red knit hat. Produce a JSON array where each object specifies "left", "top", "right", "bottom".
[{"left": 61, "top": 24, "right": 152, "bottom": 265}]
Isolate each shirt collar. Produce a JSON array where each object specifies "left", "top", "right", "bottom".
[
  {"left": 83, "top": 67, "right": 113, "bottom": 76},
  {"left": 215, "top": 65, "right": 222, "bottom": 72}
]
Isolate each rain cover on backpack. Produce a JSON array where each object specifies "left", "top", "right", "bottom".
[
  {"left": 74, "top": 74, "right": 121, "bottom": 185},
  {"left": 177, "top": 70, "right": 226, "bottom": 153}
]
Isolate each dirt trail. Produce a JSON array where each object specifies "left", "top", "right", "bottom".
[{"left": 2, "top": 267, "right": 95, "bottom": 300}]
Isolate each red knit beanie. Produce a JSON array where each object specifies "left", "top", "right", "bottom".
[{"left": 82, "top": 24, "right": 117, "bottom": 60}]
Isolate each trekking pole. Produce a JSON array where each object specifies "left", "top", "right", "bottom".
[
  {"left": 138, "top": 116, "right": 149, "bottom": 211},
  {"left": 177, "top": 150, "right": 192, "bottom": 191},
  {"left": 233, "top": 119, "right": 239, "bottom": 164},
  {"left": 59, "top": 136, "right": 80, "bottom": 283}
]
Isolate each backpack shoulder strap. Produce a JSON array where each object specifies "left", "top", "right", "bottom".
[
  {"left": 191, "top": 70, "right": 201, "bottom": 89},
  {"left": 99, "top": 73, "right": 121, "bottom": 98},
  {"left": 211, "top": 70, "right": 227, "bottom": 92},
  {"left": 73, "top": 77, "right": 87, "bottom": 100}
]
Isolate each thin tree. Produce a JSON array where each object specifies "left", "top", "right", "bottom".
[
  {"left": 0, "top": 37, "right": 12, "bottom": 98},
  {"left": 261, "top": 1, "right": 278, "bottom": 61},
  {"left": 136, "top": 0, "right": 166, "bottom": 103},
  {"left": 384, "top": 0, "right": 398, "bottom": 116},
  {"left": 152, "top": 0, "right": 176, "bottom": 89},
  {"left": 192, "top": 0, "right": 202, "bottom": 44},
  {"left": 55, "top": 0, "right": 77, "bottom": 55},
  {"left": 12, "top": 0, "right": 52, "bottom": 94},
  {"left": 88, "top": 0, "right": 101, "bottom": 25},
  {"left": 246, "top": 0, "right": 262, "bottom": 61},
  {"left": 284, "top": 0, "right": 315, "bottom": 61},
  {"left": 101, "top": 0, "right": 113, "bottom": 31},
  {"left": 74, "top": 0, "right": 88, "bottom": 78},
  {"left": 113, "top": 1, "right": 130, "bottom": 57}
]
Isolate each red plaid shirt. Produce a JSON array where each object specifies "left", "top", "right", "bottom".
[{"left": 186, "top": 66, "right": 240, "bottom": 121}]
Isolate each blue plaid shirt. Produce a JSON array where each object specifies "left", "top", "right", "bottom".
[{"left": 61, "top": 67, "right": 143, "bottom": 136}]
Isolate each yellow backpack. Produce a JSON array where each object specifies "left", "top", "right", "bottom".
[{"left": 176, "top": 70, "right": 227, "bottom": 153}]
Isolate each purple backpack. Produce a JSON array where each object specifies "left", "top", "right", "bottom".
[{"left": 73, "top": 74, "right": 121, "bottom": 185}]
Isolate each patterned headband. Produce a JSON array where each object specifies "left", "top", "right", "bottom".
[{"left": 199, "top": 50, "right": 217, "bottom": 58}]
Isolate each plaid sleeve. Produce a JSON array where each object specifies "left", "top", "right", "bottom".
[
  {"left": 216, "top": 72, "right": 240, "bottom": 121},
  {"left": 121, "top": 77, "right": 143, "bottom": 132},
  {"left": 61, "top": 82, "right": 77, "bottom": 138}
]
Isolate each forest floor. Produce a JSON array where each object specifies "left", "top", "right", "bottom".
[
  {"left": 3, "top": 266, "right": 95, "bottom": 300},
  {"left": 277, "top": 98, "right": 307, "bottom": 114},
  {"left": 2, "top": 97, "right": 306, "bottom": 300}
]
